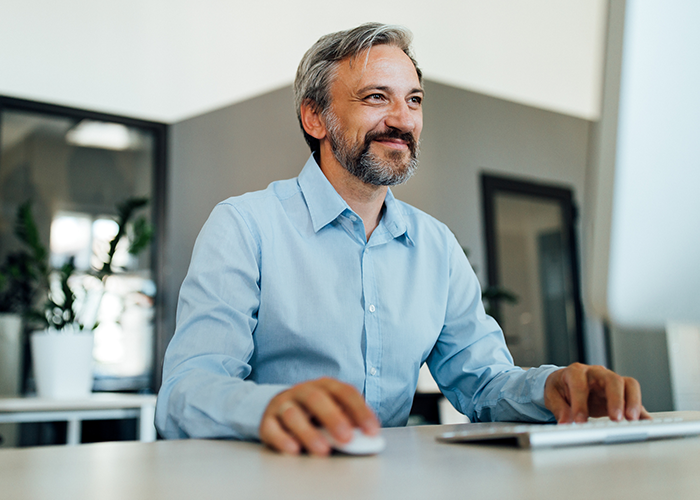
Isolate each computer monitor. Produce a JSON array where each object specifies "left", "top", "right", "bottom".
[{"left": 607, "top": 1, "right": 700, "bottom": 329}]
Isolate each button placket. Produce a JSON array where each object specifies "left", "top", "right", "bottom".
[{"left": 361, "top": 246, "right": 382, "bottom": 410}]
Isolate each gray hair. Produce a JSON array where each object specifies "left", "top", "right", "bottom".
[{"left": 293, "top": 23, "right": 422, "bottom": 153}]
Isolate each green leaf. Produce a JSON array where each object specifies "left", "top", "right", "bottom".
[
  {"left": 98, "top": 196, "right": 151, "bottom": 277},
  {"left": 14, "top": 201, "right": 48, "bottom": 276},
  {"left": 128, "top": 216, "right": 154, "bottom": 255},
  {"left": 482, "top": 286, "right": 519, "bottom": 304}
]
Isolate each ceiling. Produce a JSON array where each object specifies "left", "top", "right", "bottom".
[{"left": 0, "top": 0, "right": 608, "bottom": 124}]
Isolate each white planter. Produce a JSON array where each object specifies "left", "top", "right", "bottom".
[
  {"left": 31, "top": 329, "right": 94, "bottom": 399},
  {"left": 0, "top": 313, "right": 23, "bottom": 396}
]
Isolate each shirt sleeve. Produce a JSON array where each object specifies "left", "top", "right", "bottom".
[
  {"left": 427, "top": 236, "right": 559, "bottom": 423},
  {"left": 155, "top": 202, "right": 289, "bottom": 440}
]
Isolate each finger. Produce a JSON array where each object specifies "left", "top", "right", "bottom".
[
  {"left": 278, "top": 400, "right": 331, "bottom": 456},
  {"left": 323, "top": 379, "right": 380, "bottom": 435},
  {"left": 623, "top": 377, "right": 643, "bottom": 420},
  {"left": 259, "top": 412, "right": 301, "bottom": 455},
  {"left": 598, "top": 370, "right": 625, "bottom": 421},
  {"left": 547, "top": 388, "right": 575, "bottom": 424},
  {"left": 294, "top": 383, "right": 354, "bottom": 443},
  {"left": 544, "top": 369, "right": 575, "bottom": 424},
  {"left": 565, "top": 364, "right": 590, "bottom": 423}
]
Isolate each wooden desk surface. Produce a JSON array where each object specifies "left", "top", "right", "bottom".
[{"left": 1, "top": 419, "right": 699, "bottom": 500}]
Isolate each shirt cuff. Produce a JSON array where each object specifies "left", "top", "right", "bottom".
[
  {"left": 226, "top": 383, "right": 290, "bottom": 440},
  {"left": 527, "top": 364, "right": 561, "bottom": 420}
]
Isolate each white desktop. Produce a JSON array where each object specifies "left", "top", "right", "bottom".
[{"left": 605, "top": 2, "right": 700, "bottom": 410}]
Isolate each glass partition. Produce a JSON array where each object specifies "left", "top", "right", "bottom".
[{"left": 0, "top": 96, "right": 166, "bottom": 393}]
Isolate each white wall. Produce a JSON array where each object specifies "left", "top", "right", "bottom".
[{"left": 1, "top": 0, "right": 607, "bottom": 122}]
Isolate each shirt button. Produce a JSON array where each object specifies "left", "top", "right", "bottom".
[
  {"left": 370, "top": 367, "right": 377, "bottom": 376},
  {"left": 349, "top": 215, "right": 357, "bottom": 222},
  {"left": 369, "top": 304, "right": 376, "bottom": 313}
]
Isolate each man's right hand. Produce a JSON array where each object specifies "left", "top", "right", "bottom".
[{"left": 259, "top": 377, "right": 380, "bottom": 456}]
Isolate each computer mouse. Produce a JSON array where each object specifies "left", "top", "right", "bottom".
[{"left": 320, "top": 428, "right": 386, "bottom": 455}]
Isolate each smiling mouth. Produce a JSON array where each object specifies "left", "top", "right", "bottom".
[
  {"left": 364, "top": 128, "right": 417, "bottom": 157},
  {"left": 374, "top": 138, "right": 409, "bottom": 150}
]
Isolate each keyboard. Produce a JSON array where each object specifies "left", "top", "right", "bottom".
[{"left": 436, "top": 414, "right": 700, "bottom": 449}]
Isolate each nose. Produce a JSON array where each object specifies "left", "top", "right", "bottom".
[{"left": 384, "top": 100, "right": 420, "bottom": 134}]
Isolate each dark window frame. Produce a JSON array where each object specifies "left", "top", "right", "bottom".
[{"left": 481, "top": 173, "right": 586, "bottom": 364}]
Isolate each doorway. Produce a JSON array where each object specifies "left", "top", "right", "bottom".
[{"left": 481, "top": 174, "right": 584, "bottom": 367}]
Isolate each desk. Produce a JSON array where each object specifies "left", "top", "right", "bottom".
[
  {"left": 1, "top": 414, "right": 700, "bottom": 500},
  {"left": 0, "top": 393, "right": 157, "bottom": 445}
]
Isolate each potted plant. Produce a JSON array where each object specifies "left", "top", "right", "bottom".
[
  {"left": 0, "top": 266, "right": 26, "bottom": 397},
  {"left": 27, "top": 197, "right": 153, "bottom": 399}
]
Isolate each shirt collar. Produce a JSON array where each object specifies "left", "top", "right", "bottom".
[
  {"left": 381, "top": 188, "right": 411, "bottom": 243},
  {"left": 297, "top": 154, "right": 412, "bottom": 244},
  {"left": 298, "top": 154, "right": 350, "bottom": 233}
]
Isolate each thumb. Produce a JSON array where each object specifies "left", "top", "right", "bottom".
[
  {"left": 546, "top": 390, "right": 574, "bottom": 423},
  {"left": 544, "top": 371, "right": 574, "bottom": 424}
]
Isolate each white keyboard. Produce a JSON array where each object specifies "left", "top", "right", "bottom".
[{"left": 437, "top": 415, "right": 700, "bottom": 449}]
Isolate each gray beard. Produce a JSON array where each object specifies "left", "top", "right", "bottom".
[{"left": 324, "top": 112, "right": 419, "bottom": 186}]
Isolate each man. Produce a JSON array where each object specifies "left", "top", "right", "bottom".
[{"left": 156, "top": 23, "right": 647, "bottom": 456}]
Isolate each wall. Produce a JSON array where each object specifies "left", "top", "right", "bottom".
[
  {"left": 163, "top": 79, "right": 595, "bottom": 380},
  {"left": 393, "top": 80, "right": 590, "bottom": 286},
  {"left": 162, "top": 86, "right": 309, "bottom": 374},
  {"left": 609, "top": 326, "right": 673, "bottom": 412}
]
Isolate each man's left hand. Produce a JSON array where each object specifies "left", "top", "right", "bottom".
[{"left": 544, "top": 363, "right": 651, "bottom": 423}]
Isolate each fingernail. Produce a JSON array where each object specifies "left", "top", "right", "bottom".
[
  {"left": 283, "top": 441, "right": 300, "bottom": 455},
  {"left": 363, "top": 419, "right": 380, "bottom": 435},
  {"left": 311, "top": 438, "right": 330, "bottom": 456},
  {"left": 630, "top": 408, "right": 640, "bottom": 420},
  {"left": 335, "top": 422, "right": 352, "bottom": 441},
  {"left": 575, "top": 413, "right": 587, "bottom": 423},
  {"left": 615, "top": 410, "right": 623, "bottom": 421}
]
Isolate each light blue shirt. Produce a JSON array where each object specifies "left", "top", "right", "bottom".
[{"left": 156, "top": 155, "right": 558, "bottom": 440}]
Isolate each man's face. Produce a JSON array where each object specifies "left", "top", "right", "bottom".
[{"left": 323, "top": 44, "right": 423, "bottom": 186}]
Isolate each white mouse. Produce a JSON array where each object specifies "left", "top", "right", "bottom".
[{"left": 320, "top": 428, "right": 386, "bottom": 455}]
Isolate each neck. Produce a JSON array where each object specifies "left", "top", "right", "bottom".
[{"left": 316, "top": 148, "right": 387, "bottom": 240}]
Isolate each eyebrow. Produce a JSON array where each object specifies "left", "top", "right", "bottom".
[{"left": 356, "top": 85, "right": 424, "bottom": 96}]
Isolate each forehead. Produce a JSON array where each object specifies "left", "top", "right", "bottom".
[{"left": 332, "top": 44, "right": 422, "bottom": 93}]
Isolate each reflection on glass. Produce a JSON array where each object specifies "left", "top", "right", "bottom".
[
  {"left": 92, "top": 274, "right": 154, "bottom": 380},
  {"left": 50, "top": 213, "right": 92, "bottom": 269},
  {"left": 65, "top": 120, "right": 143, "bottom": 151}
]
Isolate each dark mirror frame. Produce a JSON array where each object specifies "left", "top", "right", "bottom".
[
  {"left": 0, "top": 95, "right": 167, "bottom": 393},
  {"left": 481, "top": 173, "right": 586, "bottom": 364}
]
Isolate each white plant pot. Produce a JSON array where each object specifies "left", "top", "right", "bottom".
[
  {"left": 31, "top": 329, "right": 94, "bottom": 399},
  {"left": 0, "top": 313, "right": 23, "bottom": 396}
]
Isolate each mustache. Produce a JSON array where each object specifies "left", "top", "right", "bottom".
[{"left": 364, "top": 128, "right": 418, "bottom": 154}]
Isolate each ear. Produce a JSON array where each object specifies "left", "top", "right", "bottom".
[{"left": 300, "top": 99, "right": 327, "bottom": 141}]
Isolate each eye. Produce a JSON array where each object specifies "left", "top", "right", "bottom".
[
  {"left": 408, "top": 95, "right": 423, "bottom": 106},
  {"left": 365, "top": 93, "right": 386, "bottom": 102}
]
